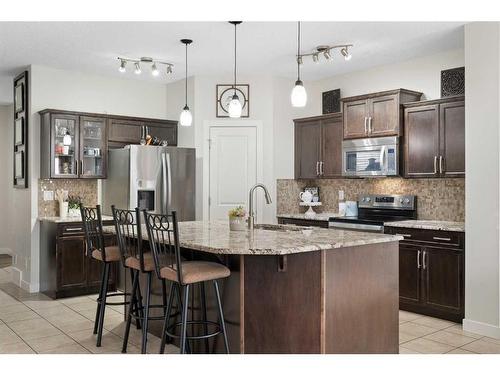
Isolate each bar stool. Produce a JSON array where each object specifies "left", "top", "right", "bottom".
[
  {"left": 143, "top": 210, "right": 231, "bottom": 354},
  {"left": 112, "top": 206, "right": 173, "bottom": 354},
  {"left": 80, "top": 204, "right": 140, "bottom": 347}
]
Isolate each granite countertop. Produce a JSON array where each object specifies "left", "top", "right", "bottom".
[
  {"left": 276, "top": 212, "right": 341, "bottom": 222},
  {"left": 39, "top": 215, "right": 114, "bottom": 223},
  {"left": 384, "top": 220, "right": 465, "bottom": 232},
  {"left": 102, "top": 220, "right": 403, "bottom": 256}
]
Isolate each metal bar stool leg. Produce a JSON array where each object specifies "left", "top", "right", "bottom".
[
  {"left": 122, "top": 269, "right": 140, "bottom": 353},
  {"left": 200, "top": 282, "right": 209, "bottom": 353},
  {"left": 160, "top": 281, "right": 175, "bottom": 354},
  {"left": 213, "top": 280, "right": 229, "bottom": 354},
  {"left": 141, "top": 272, "right": 152, "bottom": 354},
  {"left": 96, "top": 262, "right": 110, "bottom": 347},
  {"left": 162, "top": 279, "right": 168, "bottom": 316},
  {"left": 129, "top": 268, "right": 142, "bottom": 330},
  {"left": 180, "top": 284, "right": 190, "bottom": 354},
  {"left": 93, "top": 262, "right": 107, "bottom": 334}
]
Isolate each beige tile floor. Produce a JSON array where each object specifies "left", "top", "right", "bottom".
[{"left": 1, "top": 265, "right": 500, "bottom": 354}]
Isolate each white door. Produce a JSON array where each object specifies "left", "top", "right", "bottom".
[{"left": 209, "top": 126, "right": 257, "bottom": 220}]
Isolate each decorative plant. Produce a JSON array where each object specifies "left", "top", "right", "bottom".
[
  {"left": 228, "top": 206, "right": 246, "bottom": 218},
  {"left": 68, "top": 195, "right": 82, "bottom": 210}
]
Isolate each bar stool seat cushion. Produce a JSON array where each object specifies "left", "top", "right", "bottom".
[
  {"left": 125, "top": 252, "right": 156, "bottom": 272},
  {"left": 92, "top": 246, "right": 121, "bottom": 262},
  {"left": 160, "top": 261, "right": 230, "bottom": 284}
]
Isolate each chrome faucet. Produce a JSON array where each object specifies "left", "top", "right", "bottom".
[{"left": 248, "top": 183, "right": 272, "bottom": 230}]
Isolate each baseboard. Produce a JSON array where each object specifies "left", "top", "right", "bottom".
[
  {"left": 463, "top": 318, "right": 500, "bottom": 339},
  {"left": 10, "top": 266, "right": 22, "bottom": 287},
  {"left": 0, "top": 247, "right": 12, "bottom": 255},
  {"left": 8, "top": 267, "right": 38, "bottom": 293}
]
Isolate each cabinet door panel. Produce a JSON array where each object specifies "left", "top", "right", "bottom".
[
  {"left": 51, "top": 115, "right": 79, "bottom": 178},
  {"left": 399, "top": 244, "right": 422, "bottom": 304},
  {"left": 80, "top": 116, "right": 107, "bottom": 178},
  {"left": 108, "top": 119, "right": 143, "bottom": 144},
  {"left": 404, "top": 105, "right": 440, "bottom": 177},
  {"left": 343, "top": 100, "right": 368, "bottom": 139},
  {"left": 440, "top": 101, "right": 465, "bottom": 177},
  {"left": 423, "top": 247, "right": 463, "bottom": 314},
  {"left": 145, "top": 122, "right": 178, "bottom": 146},
  {"left": 369, "top": 95, "right": 399, "bottom": 136},
  {"left": 294, "top": 120, "right": 321, "bottom": 179},
  {"left": 321, "top": 117, "right": 343, "bottom": 178},
  {"left": 57, "top": 237, "right": 86, "bottom": 290}
]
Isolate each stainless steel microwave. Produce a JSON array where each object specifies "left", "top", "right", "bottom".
[{"left": 342, "top": 136, "right": 399, "bottom": 177}]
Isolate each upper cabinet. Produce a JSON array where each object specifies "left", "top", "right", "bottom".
[
  {"left": 40, "top": 111, "right": 107, "bottom": 179},
  {"left": 342, "top": 89, "right": 422, "bottom": 139},
  {"left": 40, "top": 109, "right": 178, "bottom": 179},
  {"left": 403, "top": 96, "right": 464, "bottom": 178},
  {"left": 294, "top": 113, "right": 343, "bottom": 179}
]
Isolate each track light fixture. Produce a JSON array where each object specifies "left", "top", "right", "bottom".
[
  {"left": 117, "top": 56, "right": 174, "bottom": 77},
  {"left": 298, "top": 43, "right": 354, "bottom": 64}
]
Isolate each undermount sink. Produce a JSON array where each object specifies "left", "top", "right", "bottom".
[{"left": 254, "top": 224, "right": 312, "bottom": 232}]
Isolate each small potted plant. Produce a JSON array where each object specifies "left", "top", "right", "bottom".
[
  {"left": 228, "top": 206, "right": 247, "bottom": 231},
  {"left": 68, "top": 195, "right": 82, "bottom": 218}
]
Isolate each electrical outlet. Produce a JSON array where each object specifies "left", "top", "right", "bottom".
[
  {"left": 338, "top": 190, "right": 345, "bottom": 201},
  {"left": 43, "top": 190, "right": 54, "bottom": 201}
]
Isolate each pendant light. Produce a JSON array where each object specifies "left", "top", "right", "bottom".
[
  {"left": 179, "top": 39, "right": 193, "bottom": 127},
  {"left": 228, "top": 21, "right": 243, "bottom": 118},
  {"left": 291, "top": 21, "right": 307, "bottom": 107}
]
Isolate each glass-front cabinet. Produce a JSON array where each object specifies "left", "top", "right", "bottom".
[{"left": 41, "top": 111, "right": 107, "bottom": 179}]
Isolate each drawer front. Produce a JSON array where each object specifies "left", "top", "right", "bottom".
[
  {"left": 58, "top": 224, "right": 85, "bottom": 237},
  {"left": 385, "top": 226, "right": 464, "bottom": 249}
]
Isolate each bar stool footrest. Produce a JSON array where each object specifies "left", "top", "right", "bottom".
[
  {"left": 96, "top": 292, "right": 132, "bottom": 306},
  {"left": 165, "top": 320, "right": 222, "bottom": 341}
]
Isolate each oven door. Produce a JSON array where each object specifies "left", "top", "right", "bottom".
[{"left": 342, "top": 136, "right": 398, "bottom": 177}]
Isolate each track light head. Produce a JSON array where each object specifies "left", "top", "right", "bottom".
[
  {"left": 151, "top": 63, "right": 159, "bottom": 76},
  {"left": 134, "top": 62, "right": 141, "bottom": 75},
  {"left": 341, "top": 46, "right": 352, "bottom": 61},
  {"left": 312, "top": 53, "right": 319, "bottom": 63},
  {"left": 323, "top": 49, "right": 332, "bottom": 60},
  {"left": 166, "top": 65, "right": 173, "bottom": 74},
  {"left": 118, "top": 59, "right": 126, "bottom": 73}
]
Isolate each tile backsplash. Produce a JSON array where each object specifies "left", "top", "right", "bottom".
[
  {"left": 38, "top": 179, "right": 98, "bottom": 217},
  {"left": 277, "top": 178, "right": 465, "bottom": 222}
]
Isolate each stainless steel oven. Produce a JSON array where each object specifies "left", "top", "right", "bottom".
[{"left": 342, "top": 136, "right": 399, "bottom": 177}]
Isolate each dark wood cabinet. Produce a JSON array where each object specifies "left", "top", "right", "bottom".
[
  {"left": 277, "top": 217, "right": 329, "bottom": 228},
  {"left": 40, "top": 109, "right": 178, "bottom": 173},
  {"left": 294, "top": 112, "right": 343, "bottom": 179},
  {"left": 384, "top": 226, "right": 464, "bottom": 322},
  {"left": 342, "top": 89, "right": 422, "bottom": 139},
  {"left": 403, "top": 96, "right": 464, "bottom": 178},
  {"left": 40, "top": 220, "right": 117, "bottom": 299}
]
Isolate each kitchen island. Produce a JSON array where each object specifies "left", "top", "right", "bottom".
[{"left": 105, "top": 221, "right": 402, "bottom": 354}]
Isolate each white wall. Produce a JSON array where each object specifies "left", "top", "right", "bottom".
[
  {"left": 0, "top": 105, "right": 14, "bottom": 255},
  {"left": 463, "top": 23, "right": 500, "bottom": 338},
  {"left": 5, "top": 65, "right": 169, "bottom": 291}
]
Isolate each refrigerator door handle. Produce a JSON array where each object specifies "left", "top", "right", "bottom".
[
  {"left": 161, "top": 153, "right": 168, "bottom": 213},
  {"left": 166, "top": 153, "right": 172, "bottom": 212}
]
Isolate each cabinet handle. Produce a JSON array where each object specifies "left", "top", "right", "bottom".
[
  {"left": 80, "top": 160, "right": 84, "bottom": 176},
  {"left": 320, "top": 161, "right": 324, "bottom": 176},
  {"left": 422, "top": 250, "right": 427, "bottom": 270},
  {"left": 396, "top": 233, "right": 411, "bottom": 238},
  {"left": 364, "top": 117, "right": 368, "bottom": 134},
  {"left": 433, "top": 236, "right": 451, "bottom": 241},
  {"left": 417, "top": 250, "right": 421, "bottom": 269},
  {"left": 368, "top": 117, "right": 372, "bottom": 134},
  {"left": 434, "top": 156, "right": 438, "bottom": 174},
  {"left": 66, "top": 227, "right": 83, "bottom": 232},
  {"left": 316, "top": 161, "right": 320, "bottom": 176},
  {"left": 439, "top": 156, "right": 444, "bottom": 174}
]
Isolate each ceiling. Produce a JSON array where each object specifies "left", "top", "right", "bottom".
[{"left": 0, "top": 22, "right": 464, "bottom": 103}]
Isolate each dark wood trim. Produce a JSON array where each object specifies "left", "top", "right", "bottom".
[
  {"left": 277, "top": 217, "right": 329, "bottom": 228},
  {"left": 293, "top": 111, "right": 342, "bottom": 123},
  {"left": 38, "top": 108, "right": 174, "bottom": 124},
  {"left": 13, "top": 71, "right": 29, "bottom": 189},
  {"left": 403, "top": 95, "right": 465, "bottom": 108},
  {"left": 340, "top": 88, "right": 423, "bottom": 103}
]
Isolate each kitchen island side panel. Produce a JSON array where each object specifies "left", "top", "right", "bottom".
[{"left": 324, "top": 242, "right": 399, "bottom": 353}]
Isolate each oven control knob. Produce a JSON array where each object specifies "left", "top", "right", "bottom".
[
  {"left": 399, "top": 198, "right": 404, "bottom": 203},
  {"left": 404, "top": 198, "right": 410, "bottom": 204},
  {"left": 365, "top": 197, "right": 371, "bottom": 202}
]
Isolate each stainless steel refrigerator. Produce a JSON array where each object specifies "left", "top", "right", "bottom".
[{"left": 102, "top": 145, "right": 196, "bottom": 221}]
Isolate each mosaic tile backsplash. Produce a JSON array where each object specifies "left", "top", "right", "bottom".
[
  {"left": 277, "top": 178, "right": 465, "bottom": 222},
  {"left": 38, "top": 179, "right": 98, "bottom": 217}
]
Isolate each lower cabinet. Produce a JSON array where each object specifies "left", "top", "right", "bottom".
[
  {"left": 277, "top": 217, "right": 329, "bottom": 228},
  {"left": 40, "top": 221, "right": 117, "bottom": 299},
  {"left": 385, "top": 226, "right": 464, "bottom": 322}
]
